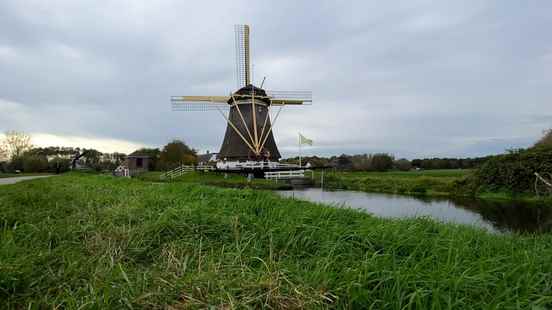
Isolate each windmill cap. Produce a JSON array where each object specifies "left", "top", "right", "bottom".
[
  {"left": 229, "top": 84, "right": 270, "bottom": 104},
  {"left": 234, "top": 84, "right": 267, "bottom": 97}
]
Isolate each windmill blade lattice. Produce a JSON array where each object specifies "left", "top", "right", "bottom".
[
  {"left": 171, "top": 96, "right": 230, "bottom": 112},
  {"left": 266, "top": 90, "right": 312, "bottom": 104},
  {"left": 235, "top": 24, "right": 250, "bottom": 89}
]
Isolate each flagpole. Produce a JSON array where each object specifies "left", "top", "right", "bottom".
[{"left": 298, "top": 133, "right": 302, "bottom": 167}]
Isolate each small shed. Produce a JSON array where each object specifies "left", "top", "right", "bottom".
[{"left": 126, "top": 151, "right": 150, "bottom": 175}]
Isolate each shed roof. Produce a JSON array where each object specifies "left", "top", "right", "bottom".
[{"left": 128, "top": 151, "right": 151, "bottom": 158}]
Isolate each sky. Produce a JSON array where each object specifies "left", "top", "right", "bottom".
[{"left": 1, "top": 1, "right": 551, "bottom": 159}]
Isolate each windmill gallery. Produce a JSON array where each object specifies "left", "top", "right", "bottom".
[{"left": 171, "top": 25, "right": 312, "bottom": 177}]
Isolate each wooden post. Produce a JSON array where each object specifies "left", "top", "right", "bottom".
[{"left": 299, "top": 133, "right": 302, "bottom": 167}]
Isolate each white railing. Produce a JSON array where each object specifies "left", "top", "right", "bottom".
[
  {"left": 265, "top": 170, "right": 305, "bottom": 180},
  {"left": 162, "top": 165, "right": 216, "bottom": 180},
  {"left": 216, "top": 160, "right": 301, "bottom": 171},
  {"left": 163, "top": 165, "right": 195, "bottom": 179},
  {"left": 196, "top": 165, "right": 217, "bottom": 172}
]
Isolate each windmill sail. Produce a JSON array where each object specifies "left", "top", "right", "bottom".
[{"left": 235, "top": 24, "right": 251, "bottom": 88}]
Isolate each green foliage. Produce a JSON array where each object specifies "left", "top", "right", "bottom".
[
  {"left": 334, "top": 153, "right": 395, "bottom": 171},
  {"left": 394, "top": 158, "right": 412, "bottom": 171},
  {"left": 534, "top": 128, "right": 552, "bottom": 148},
  {"left": 283, "top": 154, "right": 488, "bottom": 171},
  {"left": 47, "top": 157, "right": 72, "bottom": 173},
  {"left": 473, "top": 147, "right": 552, "bottom": 194},
  {"left": 370, "top": 153, "right": 394, "bottom": 171},
  {"left": 411, "top": 157, "right": 489, "bottom": 170},
  {"left": 21, "top": 155, "right": 49, "bottom": 172},
  {"left": 159, "top": 140, "right": 197, "bottom": 170},
  {"left": 0, "top": 174, "right": 551, "bottom": 308},
  {"left": 280, "top": 155, "right": 331, "bottom": 167}
]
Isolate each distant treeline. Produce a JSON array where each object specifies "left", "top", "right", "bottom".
[
  {"left": 1, "top": 146, "right": 127, "bottom": 174},
  {"left": 411, "top": 157, "right": 490, "bottom": 170},
  {"left": 0, "top": 131, "right": 198, "bottom": 173},
  {"left": 282, "top": 154, "right": 489, "bottom": 171}
]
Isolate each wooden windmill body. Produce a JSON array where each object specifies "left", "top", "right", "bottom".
[{"left": 172, "top": 25, "right": 311, "bottom": 172}]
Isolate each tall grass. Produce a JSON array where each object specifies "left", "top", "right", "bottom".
[{"left": 1, "top": 174, "right": 551, "bottom": 308}]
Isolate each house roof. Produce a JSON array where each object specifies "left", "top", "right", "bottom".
[
  {"left": 128, "top": 150, "right": 151, "bottom": 158},
  {"left": 197, "top": 153, "right": 218, "bottom": 163}
]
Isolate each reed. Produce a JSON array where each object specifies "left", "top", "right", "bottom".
[{"left": 1, "top": 173, "right": 551, "bottom": 308}]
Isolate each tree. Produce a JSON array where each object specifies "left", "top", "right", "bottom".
[
  {"left": 22, "top": 154, "right": 49, "bottom": 172},
  {"left": 335, "top": 154, "right": 353, "bottom": 170},
  {"left": 159, "top": 140, "right": 197, "bottom": 169},
  {"left": 2, "top": 131, "right": 32, "bottom": 161},
  {"left": 371, "top": 153, "right": 394, "bottom": 172},
  {"left": 394, "top": 158, "right": 412, "bottom": 171},
  {"left": 0, "top": 145, "right": 7, "bottom": 162},
  {"left": 534, "top": 128, "right": 552, "bottom": 149}
]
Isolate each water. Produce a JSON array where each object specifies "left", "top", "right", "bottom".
[{"left": 277, "top": 188, "right": 552, "bottom": 233}]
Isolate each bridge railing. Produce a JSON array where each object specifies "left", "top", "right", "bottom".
[
  {"left": 264, "top": 170, "right": 305, "bottom": 180},
  {"left": 162, "top": 165, "right": 215, "bottom": 180}
]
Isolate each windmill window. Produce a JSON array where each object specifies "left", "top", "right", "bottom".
[{"left": 136, "top": 158, "right": 143, "bottom": 168}]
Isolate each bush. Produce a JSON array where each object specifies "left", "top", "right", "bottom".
[
  {"left": 472, "top": 147, "right": 552, "bottom": 194},
  {"left": 534, "top": 129, "right": 552, "bottom": 148},
  {"left": 22, "top": 155, "right": 49, "bottom": 172},
  {"left": 371, "top": 153, "right": 394, "bottom": 172},
  {"left": 394, "top": 159, "right": 412, "bottom": 171},
  {"left": 0, "top": 161, "right": 8, "bottom": 173},
  {"left": 48, "top": 157, "right": 71, "bottom": 173}
]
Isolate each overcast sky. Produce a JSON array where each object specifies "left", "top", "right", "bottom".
[{"left": 1, "top": 1, "right": 551, "bottom": 158}]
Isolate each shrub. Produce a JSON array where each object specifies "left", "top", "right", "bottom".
[
  {"left": 472, "top": 147, "right": 552, "bottom": 194},
  {"left": 22, "top": 155, "right": 49, "bottom": 172},
  {"left": 534, "top": 129, "right": 552, "bottom": 148},
  {"left": 371, "top": 153, "right": 394, "bottom": 172},
  {"left": 394, "top": 159, "right": 412, "bottom": 171}
]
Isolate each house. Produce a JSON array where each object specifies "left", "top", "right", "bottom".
[
  {"left": 126, "top": 151, "right": 150, "bottom": 175},
  {"left": 197, "top": 151, "right": 218, "bottom": 165}
]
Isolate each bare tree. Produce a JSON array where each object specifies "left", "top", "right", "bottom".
[
  {"left": 0, "top": 144, "right": 7, "bottom": 162},
  {"left": 1, "top": 131, "right": 33, "bottom": 161}
]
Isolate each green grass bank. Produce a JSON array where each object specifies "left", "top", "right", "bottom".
[
  {"left": 317, "top": 169, "right": 469, "bottom": 196},
  {"left": 137, "top": 171, "right": 294, "bottom": 190},
  {"left": 1, "top": 174, "right": 552, "bottom": 308},
  {"left": 317, "top": 169, "right": 552, "bottom": 202}
]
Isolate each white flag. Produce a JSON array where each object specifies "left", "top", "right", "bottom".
[{"left": 299, "top": 133, "right": 313, "bottom": 146}]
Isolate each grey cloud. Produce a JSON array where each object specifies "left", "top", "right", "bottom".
[{"left": 1, "top": 1, "right": 551, "bottom": 157}]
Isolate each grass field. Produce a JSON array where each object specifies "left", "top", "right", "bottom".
[
  {"left": 1, "top": 173, "right": 551, "bottom": 308},
  {"left": 317, "top": 169, "right": 470, "bottom": 197}
]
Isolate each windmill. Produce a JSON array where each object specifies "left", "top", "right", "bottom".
[{"left": 171, "top": 25, "right": 311, "bottom": 173}]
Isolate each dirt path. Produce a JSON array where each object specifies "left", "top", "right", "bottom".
[{"left": 0, "top": 175, "right": 57, "bottom": 185}]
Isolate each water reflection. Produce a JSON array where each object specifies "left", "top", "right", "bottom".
[{"left": 277, "top": 188, "right": 552, "bottom": 234}]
